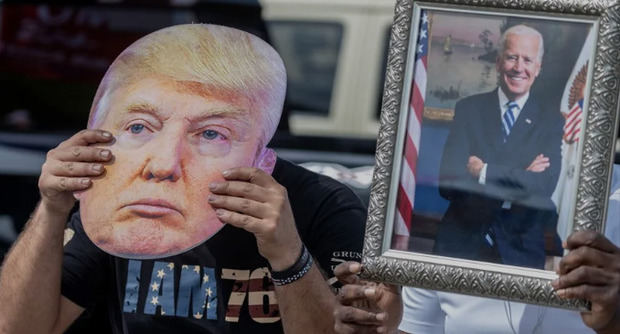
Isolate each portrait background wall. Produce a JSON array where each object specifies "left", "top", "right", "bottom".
[{"left": 392, "top": 9, "right": 593, "bottom": 271}]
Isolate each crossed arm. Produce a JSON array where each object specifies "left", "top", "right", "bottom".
[{"left": 440, "top": 102, "right": 562, "bottom": 201}]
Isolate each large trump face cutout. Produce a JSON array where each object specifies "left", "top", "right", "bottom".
[{"left": 77, "top": 24, "right": 285, "bottom": 259}]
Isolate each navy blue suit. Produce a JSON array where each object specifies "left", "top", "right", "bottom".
[{"left": 433, "top": 89, "right": 564, "bottom": 269}]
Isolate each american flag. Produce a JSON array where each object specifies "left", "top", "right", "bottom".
[{"left": 394, "top": 11, "right": 429, "bottom": 238}]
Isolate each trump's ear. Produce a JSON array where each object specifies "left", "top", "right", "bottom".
[{"left": 253, "top": 148, "right": 277, "bottom": 175}]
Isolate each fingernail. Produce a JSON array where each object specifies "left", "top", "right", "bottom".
[
  {"left": 101, "top": 131, "right": 112, "bottom": 138},
  {"left": 562, "top": 241, "right": 568, "bottom": 249},
  {"left": 81, "top": 178, "right": 90, "bottom": 185},
  {"left": 376, "top": 312, "right": 386, "bottom": 321},
  {"left": 209, "top": 182, "right": 218, "bottom": 190},
  {"left": 364, "top": 288, "right": 376, "bottom": 297},
  {"left": 100, "top": 150, "right": 110, "bottom": 158},
  {"left": 93, "top": 164, "right": 103, "bottom": 172},
  {"left": 556, "top": 289, "right": 566, "bottom": 298},
  {"left": 208, "top": 195, "right": 217, "bottom": 202},
  {"left": 550, "top": 279, "right": 559, "bottom": 289},
  {"left": 222, "top": 170, "right": 231, "bottom": 177},
  {"left": 216, "top": 209, "right": 225, "bottom": 217},
  {"left": 349, "top": 262, "right": 361, "bottom": 273}
]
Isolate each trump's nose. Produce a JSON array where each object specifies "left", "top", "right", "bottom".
[{"left": 142, "top": 134, "right": 184, "bottom": 182}]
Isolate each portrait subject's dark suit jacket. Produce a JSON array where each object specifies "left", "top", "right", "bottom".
[{"left": 433, "top": 89, "right": 564, "bottom": 269}]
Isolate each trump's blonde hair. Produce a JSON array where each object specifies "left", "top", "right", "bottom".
[{"left": 88, "top": 24, "right": 286, "bottom": 148}]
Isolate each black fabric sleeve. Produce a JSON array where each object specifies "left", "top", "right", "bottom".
[
  {"left": 61, "top": 212, "right": 110, "bottom": 310},
  {"left": 271, "top": 158, "right": 367, "bottom": 285},
  {"left": 302, "top": 180, "right": 366, "bottom": 280}
]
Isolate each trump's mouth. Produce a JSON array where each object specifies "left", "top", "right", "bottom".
[{"left": 122, "top": 198, "right": 183, "bottom": 218}]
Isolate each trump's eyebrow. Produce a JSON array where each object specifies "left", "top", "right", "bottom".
[
  {"left": 116, "top": 103, "right": 166, "bottom": 129},
  {"left": 186, "top": 108, "right": 252, "bottom": 128},
  {"left": 126, "top": 103, "right": 163, "bottom": 118}
]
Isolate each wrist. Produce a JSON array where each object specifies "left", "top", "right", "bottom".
[
  {"left": 37, "top": 200, "right": 73, "bottom": 226},
  {"left": 267, "top": 239, "right": 303, "bottom": 271},
  {"left": 38, "top": 199, "right": 73, "bottom": 222},
  {"left": 270, "top": 244, "right": 313, "bottom": 286},
  {"left": 24, "top": 201, "right": 71, "bottom": 241}
]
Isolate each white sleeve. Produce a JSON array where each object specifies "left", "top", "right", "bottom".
[
  {"left": 399, "top": 287, "right": 445, "bottom": 334},
  {"left": 478, "top": 163, "right": 488, "bottom": 184},
  {"left": 604, "top": 164, "right": 620, "bottom": 243}
]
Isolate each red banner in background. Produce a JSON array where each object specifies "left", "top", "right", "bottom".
[{"left": 0, "top": 5, "right": 148, "bottom": 82}]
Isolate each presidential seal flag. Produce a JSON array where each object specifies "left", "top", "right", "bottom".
[{"left": 552, "top": 28, "right": 594, "bottom": 240}]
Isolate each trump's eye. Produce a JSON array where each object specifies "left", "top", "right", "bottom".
[
  {"left": 193, "top": 126, "right": 231, "bottom": 156},
  {"left": 118, "top": 120, "right": 154, "bottom": 148},
  {"left": 124, "top": 122, "right": 152, "bottom": 137},
  {"left": 202, "top": 129, "right": 225, "bottom": 140},
  {"left": 130, "top": 124, "right": 145, "bottom": 134}
]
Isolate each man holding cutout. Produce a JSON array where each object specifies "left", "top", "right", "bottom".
[{"left": 0, "top": 24, "right": 366, "bottom": 333}]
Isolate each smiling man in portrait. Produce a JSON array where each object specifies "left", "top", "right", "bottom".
[{"left": 434, "top": 24, "right": 564, "bottom": 269}]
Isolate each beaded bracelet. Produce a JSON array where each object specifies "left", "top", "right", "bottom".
[{"left": 270, "top": 244, "right": 313, "bottom": 286}]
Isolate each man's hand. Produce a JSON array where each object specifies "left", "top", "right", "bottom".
[
  {"left": 38, "top": 129, "right": 114, "bottom": 214},
  {"left": 467, "top": 156, "right": 484, "bottom": 178},
  {"left": 333, "top": 262, "right": 402, "bottom": 334},
  {"left": 552, "top": 231, "right": 620, "bottom": 334},
  {"left": 526, "top": 154, "right": 550, "bottom": 172},
  {"left": 208, "top": 167, "right": 302, "bottom": 271}
]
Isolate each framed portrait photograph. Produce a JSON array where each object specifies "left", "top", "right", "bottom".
[{"left": 362, "top": 0, "right": 620, "bottom": 309}]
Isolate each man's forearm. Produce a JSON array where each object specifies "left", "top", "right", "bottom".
[
  {"left": 485, "top": 164, "right": 558, "bottom": 197},
  {"left": 595, "top": 311, "right": 620, "bottom": 334},
  {"left": 275, "top": 264, "right": 337, "bottom": 334},
  {"left": 0, "top": 202, "right": 69, "bottom": 333},
  {"left": 597, "top": 323, "right": 620, "bottom": 334}
]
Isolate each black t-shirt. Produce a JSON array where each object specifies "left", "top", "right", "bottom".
[{"left": 61, "top": 158, "right": 366, "bottom": 333}]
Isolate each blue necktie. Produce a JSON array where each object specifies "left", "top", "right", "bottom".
[{"left": 502, "top": 101, "right": 518, "bottom": 143}]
